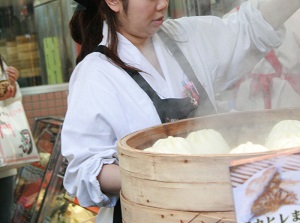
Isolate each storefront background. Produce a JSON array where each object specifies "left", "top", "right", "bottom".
[
  {"left": 0, "top": 0, "right": 76, "bottom": 88},
  {"left": 0, "top": 0, "right": 242, "bottom": 129},
  {"left": 0, "top": 0, "right": 241, "bottom": 88}
]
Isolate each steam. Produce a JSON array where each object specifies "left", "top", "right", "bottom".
[{"left": 216, "top": 1, "right": 300, "bottom": 113}]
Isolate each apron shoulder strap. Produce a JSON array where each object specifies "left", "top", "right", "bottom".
[
  {"left": 95, "top": 44, "right": 213, "bottom": 120},
  {"left": 157, "top": 29, "right": 215, "bottom": 115}
]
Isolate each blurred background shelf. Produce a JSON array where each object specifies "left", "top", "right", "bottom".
[{"left": 11, "top": 116, "right": 98, "bottom": 223}]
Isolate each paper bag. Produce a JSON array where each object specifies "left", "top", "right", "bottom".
[{"left": 0, "top": 101, "right": 39, "bottom": 169}]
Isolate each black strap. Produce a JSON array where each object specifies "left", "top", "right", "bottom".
[
  {"left": 125, "top": 68, "right": 197, "bottom": 122},
  {"left": 157, "top": 29, "right": 216, "bottom": 116},
  {"left": 113, "top": 199, "right": 122, "bottom": 223},
  {"left": 95, "top": 45, "right": 197, "bottom": 123}
]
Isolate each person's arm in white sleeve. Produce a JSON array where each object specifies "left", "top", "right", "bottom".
[
  {"left": 62, "top": 59, "right": 128, "bottom": 208},
  {"left": 258, "top": 0, "right": 300, "bottom": 29},
  {"left": 169, "top": 0, "right": 286, "bottom": 93}
]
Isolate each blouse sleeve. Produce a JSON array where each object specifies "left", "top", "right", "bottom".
[
  {"left": 164, "top": 0, "right": 286, "bottom": 92},
  {"left": 61, "top": 59, "right": 126, "bottom": 208}
]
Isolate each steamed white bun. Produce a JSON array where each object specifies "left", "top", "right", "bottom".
[
  {"left": 186, "top": 129, "right": 230, "bottom": 154},
  {"left": 265, "top": 120, "right": 300, "bottom": 150},
  {"left": 144, "top": 136, "right": 192, "bottom": 154},
  {"left": 230, "top": 142, "right": 269, "bottom": 154},
  {"left": 267, "top": 137, "right": 300, "bottom": 150}
]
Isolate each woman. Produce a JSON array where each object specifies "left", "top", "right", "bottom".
[
  {"left": 61, "top": 0, "right": 300, "bottom": 222},
  {"left": 0, "top": 55, "right": 21, "bottom": 223}
]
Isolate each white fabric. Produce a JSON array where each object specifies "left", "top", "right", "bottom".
[
  {"left": 236, "top": 9, "right": 300, "bottom": 110},
  {"left": 0, "top": 58, "right": 8, "bottom": 81},
  {"left": 235, "top": 77, "right": 300, "bottom": 110},
  {"left": 222, "top": 8, "right": 300, "bottom": 111},
  {"left": 0, "top": 168, "right": 17, "bottom": 179},
  {"left": 61, "top": 1, "right": 284, "bottom": 221},
  {"left": 95, "top": 207, "right": 114, "bottom": 223}
]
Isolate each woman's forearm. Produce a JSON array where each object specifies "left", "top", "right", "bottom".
[
  {"left": 259, "top": 0, "right": 300, "bottom": 29},
  {"left": 97, "top": 164, "right": 121, "bottom": 195}
]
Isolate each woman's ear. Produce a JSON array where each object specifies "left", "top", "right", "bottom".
[{"left": 105, "top": 0, "right": 121, "bottom": 12}]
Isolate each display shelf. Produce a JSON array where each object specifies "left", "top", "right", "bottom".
[{"left": 11, "top": 116, "right": 96, "bottom": 223}]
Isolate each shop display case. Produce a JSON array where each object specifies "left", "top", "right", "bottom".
[{"left": 11, "top": 117, "right": 97, "bottom": 223}]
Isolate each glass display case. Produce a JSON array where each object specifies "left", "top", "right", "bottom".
[{"left": 11, "top": 117, "right": 97, "bottom": 223}]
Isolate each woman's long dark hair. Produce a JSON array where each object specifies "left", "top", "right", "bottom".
[
  {"left": 0, "top": 54, "right": 5, "bottom": 74},
  {"left": 70, "top": 0, "right": 137, "bottom": 71}
]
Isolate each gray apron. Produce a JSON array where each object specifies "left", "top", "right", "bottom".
[{"left": 96, "top": 37, "right": 215, "bottom": 222}]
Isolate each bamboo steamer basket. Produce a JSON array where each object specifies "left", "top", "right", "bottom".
[
  {"left": 117, "top": 108, "right": 300, "bottom": 219},
  {"left": 120, "top": 192, "right": 236, "bottom": 223}
]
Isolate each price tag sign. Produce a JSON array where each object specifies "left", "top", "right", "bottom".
[{"left": 229, "top": 148, "right": 300, "bottom": 223}]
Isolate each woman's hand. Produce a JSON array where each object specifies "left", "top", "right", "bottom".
[
  {"left": 0, "top": 66, "right": 19, "bottom": 100},
  {"left": 0, "top": 84, "right": 17, "bottom": 100},
  {"left": 5, "top": 66, "right": 19, "bottom": 85}
]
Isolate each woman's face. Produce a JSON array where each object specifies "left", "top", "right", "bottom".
[{"left": 116, "top": 0, "right": 169, "bottom": 45}]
